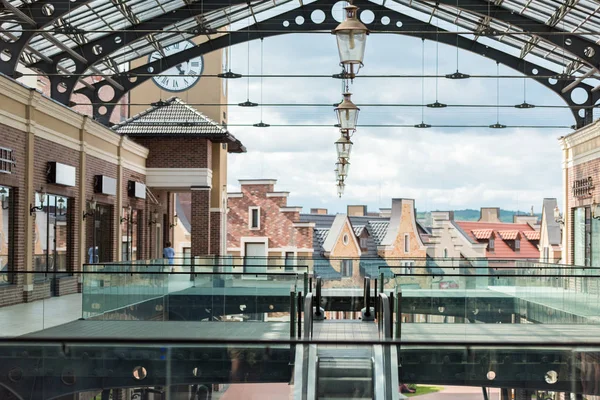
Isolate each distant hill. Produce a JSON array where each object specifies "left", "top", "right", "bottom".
[{"left": 416, "top": 209, "right": 541, "bottom": 226}]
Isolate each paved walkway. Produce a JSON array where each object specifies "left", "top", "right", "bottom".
[{"left": 0, "top": 293, "right": 82, "bottom": 337}]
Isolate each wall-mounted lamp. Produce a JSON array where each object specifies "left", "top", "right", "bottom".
[
  {"left": 554, "top": 206, "right": 565, "bottom": 226},
  {"left": 30, "top": 191, "right": 46, "bottom": 216},
  {"left": 149, "top": 211, "right": 159, "bottom": 226},
  {"left": 83, "top": 198, "right": 97, "bottom": 220},
  {"left": 0, "top": 187, "right": 8, "bottom": 210},
  {"left": 120, "top": 205, "right": 133, "bottom": 224},
  {"left": 593, "top": 203, "right": 600, "bottom": 220},
  {"left": 170, "top": 214, "right": 178, "bottom": 228},
  {"left": 57, "top": 197, "right": 66, "bottom": 216}
]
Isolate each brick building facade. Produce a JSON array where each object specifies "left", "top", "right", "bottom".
[
  {"left": 227, "top": 179, "right": 314, "bottom": 263},
  {"left": 560, "top": 120, "right": 600, "bottom": 265},
  {"left": 0, "top": 77, "right": 243, "bottom": 307}
]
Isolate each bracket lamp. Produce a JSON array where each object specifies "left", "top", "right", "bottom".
[
  {"left": 30, "top": 191, "right": 46, "bottom": 216},
  {"left": 83, "top": 198, "right": 97, "bottom": 220}
]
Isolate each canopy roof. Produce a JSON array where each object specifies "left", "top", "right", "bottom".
[{"left": 2, "top": 0, "right": 600, "bottom": 125}]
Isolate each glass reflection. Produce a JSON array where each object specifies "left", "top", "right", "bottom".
[{"left": 0, "top": 185, "right": 11, "bottom": 285}]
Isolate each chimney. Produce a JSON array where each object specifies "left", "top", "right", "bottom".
[
  {"left": 513, "top": 215, "right": 539, "bottom": 225},
  {"left": 310, "top": 208, "right": 328, "bottom": 215},
  {"left": 347, "top": 205, "right": 367, "bottom": 216},
  {"left": 479, "top": 207, "right": 501, "bottom": 223},
  {"left": 379, "top": 208, "right": 392, "bottom": 218}
]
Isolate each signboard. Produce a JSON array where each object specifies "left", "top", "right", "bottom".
[
  {"left": 47, "top": 162, "right": 76, "bottom": 186},
  {"left": 573, "top": 177, "right": 594, "bottom": 198},
  {"left": 94, "top": 175, "right": 117, "bottom": 196}
]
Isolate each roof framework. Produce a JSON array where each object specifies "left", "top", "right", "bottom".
[{"left": 2, "top": 0, "right": 600, "bottom": 127}]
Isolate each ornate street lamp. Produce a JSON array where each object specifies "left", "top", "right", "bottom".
[
  {"left": 332, "top": 3, "right": 370, "bottom": 79},
  {"left": 335, "top": 133, "right": 353, "bottom": 159},
  {"left": 336, "top": 159, "right": 350, "bottom": 178},
  {"left": 337, "top": 181, "right": 346, "bottom": 198},
  {"left": 334, "top": 93, "right": 360, "bottom": 131}
]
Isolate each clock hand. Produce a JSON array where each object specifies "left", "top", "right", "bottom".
[{"left": 175, "top": 64, "right": 185, "bottom": 75}]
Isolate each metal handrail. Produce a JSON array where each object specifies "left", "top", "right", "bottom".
[
  {"left": 304, "top": 292, "right": 313, "bottom": 339},
  {"left": 364, "top": 277, "right": 371, "bottom": 318},
  {"left": 314, "top": 277, "right": 322, "bottom": 319},
  {"left": 378, "top": 292, "right": 391, "bottom": 339}
]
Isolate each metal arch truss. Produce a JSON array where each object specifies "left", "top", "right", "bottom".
[{"left": 64, "top": 0, "right": 598, "bottom": 127}]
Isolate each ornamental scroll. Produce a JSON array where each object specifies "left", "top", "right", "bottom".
[{"left": 573, "top": 177, "right": 594, "bottom": 198}]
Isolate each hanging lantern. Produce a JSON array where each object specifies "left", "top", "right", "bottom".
[
  {"left": 332, "top": 3, "right": 370, "bottom": 79},
  {"left": 337, "top": 181, "right": 346, "bottom": 198},
  {"left": 336, "top": 159, "right": 350, "bottom": 177},
  {"left": 335, "top": 133, "right": 353, "bottom": 159},
  {"left": 334, "top": 93, "right": 360, "bottom": 131}
]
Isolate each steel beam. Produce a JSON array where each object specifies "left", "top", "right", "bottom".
[
  {"left": 433, "top": 0, "right": 600, "bottom": 70},
  {"left": 72, "top": 0, "right": 596, "bottom": 127}
]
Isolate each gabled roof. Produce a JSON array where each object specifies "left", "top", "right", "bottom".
[
  {"left": 472, "top": 229, "right": 493, "bottom": 240},
  {"left": 522, "top": 230, "right": 541, "bottom": 241},
  {"left": 321, "top": 214, "right": 361, "bottom": 256},
  {"left": 314, "top": 228, "right": 329, "bottom": 252},
  {"left": 497, "top": 230, "right": 520, "bottom": 240},
  {"left": 112, "top": 97, "right": 246, "bottom": 153},
  {"left": 353, "top": 225, "right": 366, "bottom": 236},
  {"left": 456, "top": 221, "right": 539, "bottom": 259},
  {"left": 366, "top": 221, "right": 390, "bottom": 246}
]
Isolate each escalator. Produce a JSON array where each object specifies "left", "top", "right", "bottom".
[{"left": 316, "top": 348, "right": 374, "bottom": 400}]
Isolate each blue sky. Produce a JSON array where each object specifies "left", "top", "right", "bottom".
[{"left": 225, "top": 27, "right": 576, "bottom": 214}]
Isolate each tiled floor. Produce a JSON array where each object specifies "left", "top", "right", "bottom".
[{"left": 0, "top": 293, "right": 82, "bottom": 337}]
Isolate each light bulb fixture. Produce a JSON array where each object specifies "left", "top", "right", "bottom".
[
  {"left": 83, "top": 198, "right": 97, "bottom": 220},
  {"left": 30, "top": 190, "right": 46, "bottom": 216},
  {"left": 149, "top": 210, "right": 159, "bottom": 225},
  {"left": 121, "top": 205, "right": 133, "bottom": 224},
  {"left": 57, "top": 197, "right": 66, "bottom": 216},
  {"left": 334, "top": 93, "right": 360, "bottom": 131},
  {"left": 332, "top": 2, "right": 370, "bottom": 80},
  {"left": 335, "top": 133, "right": 353, "bottom": 159},
  {"left": 337, "top": 181, "right": 346, "bottom": 198},
  {"left": 170, "top": 214, "right": 179, "bottom": 228},
  {"left": 0, "top": 187, "right": 8, "bottom": 210},
  {"left": 336, "top": 158, "right": 350, "bottom": 178},
  {"left": 554, "top": 206, "right": 565, "bottom": 226}
]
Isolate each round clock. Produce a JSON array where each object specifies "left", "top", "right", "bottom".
[{"left": 148, "top": 40, "right": 204, "bottom": 92}]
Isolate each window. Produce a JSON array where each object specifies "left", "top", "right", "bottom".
[
  {"left": 86, "top": 204, "right": 113, "bottom": 264},
  {"left": 0, "top": 185, "right": 13, "bottom": 285},
  {"left": 443, "top": 248, "right": 448, "bottom": 258},
  {"left": 515, "top": 239, "right": 521, "bottom": 251},
  {"left": 489, "top": 238, "right": 495, "bottom": 251},
  {"left": 543, "top": 246, "right": 549, "bottom": 261},
  {"left": 285, "top": 252, "right": 296, "bottom": 271},
  {"left": 360, "top": 237, "right": 368, "bottom": 250},
  {"left": 249, "top": 207, "right": 260, "bottom": 229},
  {"left": 574, "top": 207, "right": 586, "bottom": 266},
  {"left": 341, "top": 259, "right": 353, "bottom": 277},
  {"left": 33, "top": 194, "right": 71, "bottom": 282},
  {"left": 404, "top": 234, "right": 410, "bottom": 253},
  {"left": 121, "top": 207, "right": 139, "bottom": 261},
  {"left": 342, "top": 233, "right": 349, "bottom": 245}
]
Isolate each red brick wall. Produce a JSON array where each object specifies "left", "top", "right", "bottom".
[
  {"left": 210, "top": 210, "right": 223, "bottom": 255},
  {"left": 122, "top": 168, "right": 147, "bottom": 260},
  {"left": 566, "top": 158, "right": 600, "bottom": 264},
  {"left": 85, "top": 155, "right": 119, "bottom": 262},
  {"left": 132, "top": 137, "right": 211, "bottom": 169},
  {"left": 227, "top": 185, "right": 312, "bottom": 251},
  {"left": 33, "top": 137, "right": 81, "bottom": 300},
  {"left": 192, "top": 190, "right": 211, "bottom": 255},
  {"left": 0, "top": 123, "right": 26, "bottom": 306}
]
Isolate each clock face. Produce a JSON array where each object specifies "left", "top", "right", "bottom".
[{"left": 149, "top": 40, "right": 204, "bottom": 92}]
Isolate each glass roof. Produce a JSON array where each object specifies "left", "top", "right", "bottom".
[{"left": 3, "top": 0, "right": 599, "bottom": 88}]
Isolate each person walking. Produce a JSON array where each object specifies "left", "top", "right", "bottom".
[{"left": 163, "top": 242, "right": 175, "bottom": 272}]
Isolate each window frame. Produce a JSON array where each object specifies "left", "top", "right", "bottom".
[
  {"left": 489, "top": 237, "right": 495, "bottom": 251},
  {"left": 404, "top": 234, "right": 410, "bottom": 254},
  {"left": 341, "top": 259, "right": 353, "bottom": 277},
  {"left": 249, "top": 206, "right": 260, "bottom": 230}
]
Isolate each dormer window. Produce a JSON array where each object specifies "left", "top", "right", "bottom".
[
  {"left": 488, "top": 237, "right": 495, "bottom": 251},
  {"left": 515, "top": 239, "right": 520, "bottom": 251}
]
